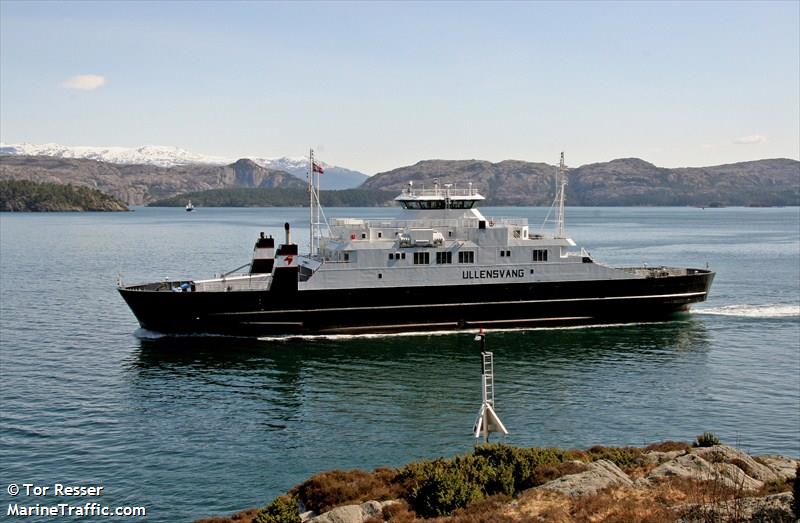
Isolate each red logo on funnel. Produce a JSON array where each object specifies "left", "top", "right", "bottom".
[{"left": 285, "top": 255, "right": 294, "bottom": 265}]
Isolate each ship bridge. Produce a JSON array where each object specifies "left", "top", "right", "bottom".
[{"left": 394, "top": 180, "right": 485, "bottom": 210}]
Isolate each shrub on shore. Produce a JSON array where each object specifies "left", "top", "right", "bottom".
[
  {"left": 693, "top": 431, "right": 721, "bottom": 447},
  {"left": 253, "top": 496, "right": 299, "bottom": 523}
]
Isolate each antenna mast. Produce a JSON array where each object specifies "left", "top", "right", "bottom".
[
  {"left": 556, "top": 152, "right": 568, "bottom": 239},
  {"left": 309, "top": 149, "right": 315, "bottom": 256}
]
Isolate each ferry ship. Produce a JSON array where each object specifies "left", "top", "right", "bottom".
[{"left": 118, "top": 152, "right": 714, "bottom": 336}]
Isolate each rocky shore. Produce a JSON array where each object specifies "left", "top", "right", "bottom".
[{"left": 196, "top": 439, "right": 798, "bottom": 523}]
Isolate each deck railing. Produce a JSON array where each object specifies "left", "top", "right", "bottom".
[{"left": 329, "top": 217, "right": 529, "bottom": 230}]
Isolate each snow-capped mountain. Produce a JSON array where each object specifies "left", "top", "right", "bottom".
[
  {"left": 0, "top": 142, "right": 230, "bottom": 168},
  {"left": 0, "top": 142, "right": 369, "bottom": 189}
]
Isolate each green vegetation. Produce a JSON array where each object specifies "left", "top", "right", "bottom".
[
  {"left": 693, "top": 431, "right": 722, "bottom": 447},
  {"left": 0, "top": 179, "right": 129, "bottom": 212},
  {"left": 253, "top": 496, "right": 299, "bottom": 523},
  {"left": 148, "top": 188, "right": 396, "bottom": 207}
]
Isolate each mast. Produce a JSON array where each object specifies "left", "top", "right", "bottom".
[
  {"left": 556, "top": 152, "right": 567, "bottom": 239},
  {"left": 309, "top": 148, "right": 315, "bottom": 256}
]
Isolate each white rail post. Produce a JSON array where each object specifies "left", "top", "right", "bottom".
[{"left": 473, "top": 330, "right": 509, "bottom": 443}]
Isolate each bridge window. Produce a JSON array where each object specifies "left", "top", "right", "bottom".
[
  {"left": 448, "top": 200, "right": 475, "bottom": 209},
  {"left": 458, "top": 251, "right": 475, "bottom": 263},
  {"left": 436, "top": 252, "right": 452, "bottom": 264},
  {"left": 533, "top": 249, "right": 548, "bottom": 262},
  {"left": 413, "top": 252, "right": 430, "bottom": 265}
]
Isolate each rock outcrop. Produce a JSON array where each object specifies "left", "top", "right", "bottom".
[
  {"left": 303, "top": 500, "right": 398, "bottom": 523},
  {"left": 537, "top": 459, "right": 633, "bottom": 497}
]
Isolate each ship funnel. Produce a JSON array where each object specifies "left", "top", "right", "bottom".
[
  {"left": 250, "top": 232, "right": 275, "bottom": 274},
  {"left": 284, "top": 222, "right": 291, "bottom": 245}
]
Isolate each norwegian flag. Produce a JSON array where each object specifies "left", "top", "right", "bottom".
[{"left": 312, "top": 162, "right": 324, "bottom": 174}]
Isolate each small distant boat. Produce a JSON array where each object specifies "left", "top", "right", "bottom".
[{"left": 185, "top": 201, "right": 194, "bottom": 212}]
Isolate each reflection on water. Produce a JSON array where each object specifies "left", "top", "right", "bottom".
[
  {"left": 125, "top": 320, "right": 714, "bottom": 456},
  {"left": 130, "top": 319, "right": 710, "bottom": 374}
]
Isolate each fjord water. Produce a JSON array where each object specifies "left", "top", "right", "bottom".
[{"left": 1, "top": 206, "right": 798, "bottom": 522}]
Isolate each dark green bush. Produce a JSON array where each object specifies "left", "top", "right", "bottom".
[
  {"left": 253, "top": 496, "right": 299, "bottom": 523},
  {"left": 404, "top": 458, "right": 484, "bottom": 517},
  {"left": 473, "top": 444, "right": 581, "bottom": 491},
  {"left": 693, "top": 432, "right": 721, "bottom": 447}
]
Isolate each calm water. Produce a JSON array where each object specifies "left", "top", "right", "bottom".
[{"left": 1, "top": 206, "right": 798, "bottom": 522}]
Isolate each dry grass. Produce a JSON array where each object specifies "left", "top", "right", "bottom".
[
  {"left": 290, "top": 467, "right": 402, "bottom": 514},
  {"left": 431, "top": 495, "right": 516, "bottom": 523},
  {"left": 512, "top": 489, "right": 573, "bottom": 522},
  {"left": 571, "top": 486, "right": 676, "bottom": 523},
  {"left": 379, "top": 500, "right": 419, "bottom": 523},
  {"left": 192, "top": 507, "right": 261, "bottom": 523},
  {"left": 644, "top": 440, "right": 691, "bottom": 453}
]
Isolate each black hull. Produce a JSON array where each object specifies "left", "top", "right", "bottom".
[{"left": 118, "top": 269, "right": 714, "bottom": 336}]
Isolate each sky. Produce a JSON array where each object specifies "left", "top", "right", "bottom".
[{"left": 1, "top": 1, "right": 798, "bottom": 174}]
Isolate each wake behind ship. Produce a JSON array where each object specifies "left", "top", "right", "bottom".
[{"left": 118, "top": 152, "right": 714, "bottom": 336}]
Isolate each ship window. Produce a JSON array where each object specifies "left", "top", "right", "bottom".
[
  {"left": 403, "top": 201, "right": 420, "bottom": 209},
  {"left": 458, "top": 251, "right": 475, "bottom": 263},
  {"left": 378, "top": 273, "right": 382, "bottom": 279},
  {"left": 533, "top": 249, "right": 548, "bottom": 262},
  {"left": 388, "top": 253, "right": 393, "bottom": 261},
  {"left": 413, "top": 252, "right": 430, "bottom": 264},
  {"left": 436, "top": 252, "right": 452, "bottom": 264},
  {"left": 448, "top": 200, "right": 475, "bottom": 209},
  {"left": 378, "top": 232, "right": 382, "bottom": 238},
  {"left": 448, "top": 231, "right": 452, "bottom": 237},
  {"left": 499, "top": 250, "right": 510, "bottom": 257},
  {"left": 414, "top": 200, "right": 446, "bottom": 210},
  {"left": 401, "top": 253, "right": 406, "bottom": 260},
  {"left": 343, "top": 252, "right": 350, "bottom": 262},
  {"left": 361, "top": 233, "right": 366, "bottom": 239}
]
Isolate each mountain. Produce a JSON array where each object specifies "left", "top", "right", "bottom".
[
  {"left": 0, "top": 155, "right": 304, "bottom": 205},
  {"left": 0, "top": 142, "right": 229, "bottom": 167},
  {"left": 362, "top": 157, "right": 800, "bottom": 206},
  {"left": 0, "top": 142, "right": 369, "bottom": 189},
  {"left": 248, "top": 156, "right": 369, "bottom": 190},
  {"left": 3, "top": 152, "right": 797, "bottom": 207}
]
